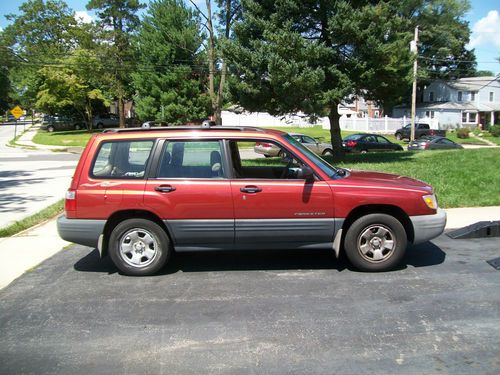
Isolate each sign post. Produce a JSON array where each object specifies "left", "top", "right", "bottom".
[{"left": 10, "top": 106, "right": 24, "bottom": 141}]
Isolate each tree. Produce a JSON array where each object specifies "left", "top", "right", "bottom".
[
  {"left": 189, "top": 0, "right": 241, "bottom": 124},
  {"left": 2, "top": 0, "right": 80, "bottom": 110},
  {"left": 226, "top": 0, "right": 477, "bottom": 157},
  {"left": 87, "top": 0, "right": 145, "bottom": 127},
  {"left": 132, "top": 0, "right": 210, "bottom": 124},
  {"left": 35, "top": 49, "right": 110, "bottom": 127}
]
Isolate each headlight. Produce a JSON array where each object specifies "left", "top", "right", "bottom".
[{"left": 422, "top": 194, "right": 438, "bottom": 209}]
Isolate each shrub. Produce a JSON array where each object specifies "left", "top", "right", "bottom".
[
  {"left": 490, "top": 125, "right": 500, "bottom": 137},
  {"left": 456, "top": 127, "right": 470, "bottom": 139}
]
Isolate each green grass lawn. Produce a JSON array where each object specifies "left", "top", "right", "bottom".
[
  {"left": 33, "top": 129, "right": 94, "bottom": 147},
  {"left": 329, "top": 148, "right": 500, "bottom": 208}
]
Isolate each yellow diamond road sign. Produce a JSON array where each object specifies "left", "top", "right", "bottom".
[{"left": 11, "top": 106, "right": 23, "bottom": 119}]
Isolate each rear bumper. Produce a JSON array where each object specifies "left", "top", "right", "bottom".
[
  {"left": 57, "top": 215, "right": 106, "bottom": 248},
  {"left": 410, "top": 208, "right": 447, "bottom": 244}
]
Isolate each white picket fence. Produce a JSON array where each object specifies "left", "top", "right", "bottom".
[{"left": 221, "top": 111, "right": 440, "bottom": 133}]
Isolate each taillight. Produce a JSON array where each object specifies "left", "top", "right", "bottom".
[
  {"left": 424, "top": 143, "right": 430, "bottom": 149},
  {"left": 346, "top": 140, "right": 357, "bottom": 147},
  {"left": 65, "top": 189, "right": 77, "bottom": 216}
]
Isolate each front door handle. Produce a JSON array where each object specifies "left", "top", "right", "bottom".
[
  {"left": 155, "top": 185, "right": 176, "bottom": 193},
  {"left": 240, "top": 186, "right": 262, "bottom": 193}
]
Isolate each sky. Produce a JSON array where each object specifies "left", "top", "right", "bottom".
[{"left": 0, "top": 0, "right": 498, "bottom": 74}]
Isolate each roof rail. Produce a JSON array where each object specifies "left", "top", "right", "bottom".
[{"left": 102, "top": 125, "right": 267, "bottom": 133}]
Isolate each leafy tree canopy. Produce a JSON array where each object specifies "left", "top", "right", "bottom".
[{"left": 132, "top": 0, "right": 210, "bottom": 124}]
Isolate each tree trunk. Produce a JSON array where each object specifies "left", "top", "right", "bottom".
[
  {"left": 118, "top": 96, "right": 125, "bottom": 128},
  {"left": 206, "top": 0, "right": 217, "bottom": 120},
  {"left": 327, "top": 106, "right": 344, "bottom": 160},
  {"left": 215, "top": 61, "right": 227, "bottom": 125}
]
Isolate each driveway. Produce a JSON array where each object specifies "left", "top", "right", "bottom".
[{"left": 0, "top": 234, "right": 499, "bottom": 374}]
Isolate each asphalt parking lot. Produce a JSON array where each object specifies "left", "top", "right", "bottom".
[{"left": 1, "top": 234, "right": 499, "bottom": 374}]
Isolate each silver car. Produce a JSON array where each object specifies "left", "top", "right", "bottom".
[
  {"left": 408, "top": 136, "right": 463, "bottom": 151},
  {"left": 254, "top": 133, "right": 333, "bottom": 157}
]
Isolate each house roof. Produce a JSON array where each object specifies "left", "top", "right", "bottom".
[
  {"left": 446, "top": 76, "right": 499, "bottom": 91},
  {"left": 396, "top": 101, "right": 500, "bottom": 112}
]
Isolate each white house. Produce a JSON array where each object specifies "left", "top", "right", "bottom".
[{"left": 393, "top": 76, "right": 500, "bottom": 129}]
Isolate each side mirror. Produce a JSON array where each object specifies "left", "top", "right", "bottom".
[{"left": 297, "top": 166, "right": 314, "bottom": 181}]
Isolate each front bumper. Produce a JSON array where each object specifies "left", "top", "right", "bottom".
[
  {"left": 410, "top": 208, "right": 447, "bottom": 244},
  {"left": 57, "top": 215, "right": 106, "bottom": 248}
]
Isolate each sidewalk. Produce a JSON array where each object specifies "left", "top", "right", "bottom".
[
  {"left": 15, "top": 123, "right": 84, "bottom": 153},
  {"left": 1, "top": 206, "right": 499, "bottom": 290}
]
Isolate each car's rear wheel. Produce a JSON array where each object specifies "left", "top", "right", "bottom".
[
  {"left": 322, "top": 149, "right": 333, "bottom": 157},
  {"left": 360, "top": 149, "right": 368, "bottom": 154},
  {"left": 344, "top": 214, "right": 407, "bottom": 272},
  {"left": 109, "top": 218, "right": 171, "bottom": 276},
  {"left": 395, "top": 133, "right": 402, "bottom": 141},
  {"left": 47, "top": 125, "right": 55, "bottom": 132},
  {"left": 97, "top": 123, "right": 104, "bottom": 129},
  {"left": 74, "top": 123, "right": 82, "bottom": 130}
]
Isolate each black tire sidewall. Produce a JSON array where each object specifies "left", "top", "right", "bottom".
[
  {"left": 109, "top": 218, "right": 171, "bottom": 276},
  {"left": 344, "top": 214, "right": 407, "bottom": 272}
]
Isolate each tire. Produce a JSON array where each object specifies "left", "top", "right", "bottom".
[
  {"left": 108, "top": 218, "right": 171, "bottom": 276},
  {"left": 395, "top": 133, "right": 402, "bottom": 141},
  {"left": 344, "top": 213, "right": 407, "bottom": 272},
  {"left": 360, "top": 149, "right": 368, "bottom": 154},
  {"left": 322, "top": 149, "right": 333, "bottom": 157},
  {"left": 97, "top": 123, "right": 104, "bottom": 129},
  {"left": 74, "top": 123, "right": 82, "bottom": 130},
  {"left": 47, "top": 125, "right": 55, "bottom": 132}
]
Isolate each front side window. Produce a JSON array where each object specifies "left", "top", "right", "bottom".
[
  {"left": 376, "top": 136, "right": 390, "bottom": 144},
  {"left": 92, "top": 140, "right": 154, "bottom": 179},
  {"left": 231, "top": 139, "right": 307, "bottom": 179},
  {"left": 158, "top": 140, "right": 224, "bottom": 179}
]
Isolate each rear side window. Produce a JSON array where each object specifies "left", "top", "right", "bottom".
[
  {"left": 158, "top": 140, "right": 224, "bottom": 179},
  {"left": 91, "top": 140, "right": 154, "bottom": 179}
]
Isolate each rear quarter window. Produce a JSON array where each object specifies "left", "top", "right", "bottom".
[{"left": 91, "top": 140, "right": 154, "bottom": 179}]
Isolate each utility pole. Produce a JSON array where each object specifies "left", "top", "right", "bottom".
[{"left": 410, "top": 26, "right": 419, "bottom": 142}]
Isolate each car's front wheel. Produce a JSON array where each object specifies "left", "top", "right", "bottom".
[
  {"left": 395, "top": 133, "right": 402, "bottom": 141},
  {"left": 47, "top": 125, "right": 55, "bottom": 132},
  {"left": 344, "top": 214, "right": 407, "bottom": 272},
  {"left": 109, "top": 218, "right": 171, "bottom": 276}
]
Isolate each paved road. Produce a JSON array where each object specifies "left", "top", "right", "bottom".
[
  {"left": 0, "top": 125, "right": 79, "bottom": 228},
  {"left": 0, "top": 234, "right": 499, "bottom": 374}
]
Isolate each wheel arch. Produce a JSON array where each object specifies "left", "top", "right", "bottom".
[
  {"left": 101, "top": 209, "right": 172, "bottom": 257},
  {"left": 341, "top": 204, "right": 414, "bottom": 244}
]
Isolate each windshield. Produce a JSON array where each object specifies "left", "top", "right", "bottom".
[
  {"left": 343, "top": 134, "right": 364, "bottom": 141},
  {"left": 282, "top": 134, "right": 339, "bottom": 178}
]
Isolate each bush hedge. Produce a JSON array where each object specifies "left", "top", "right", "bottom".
[{"left": 456, "top": 127, "right": 470, "bottom": 139}]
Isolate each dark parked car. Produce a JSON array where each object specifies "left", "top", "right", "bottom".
[
  {"left": 395, "top": 123, "right": 446, "bottom": 140},
  {"left": 408, "top": 136, "right": 464, "bottom": 151},
  {"left": 41, "top": 116, "right": 85, "bottom": 132},
  {"left": 93, "top": 113, "right": 120, "bottom": 129},
  {"left": 342, "top": 133, "right": 404, "bottom": 153}
]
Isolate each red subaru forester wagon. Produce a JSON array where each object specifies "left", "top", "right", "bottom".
[{"left": 58, "top": 125, "right": 446, "bottom": 275}]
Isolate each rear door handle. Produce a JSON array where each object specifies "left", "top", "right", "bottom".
[
  {"left": 155, "top": 185, "right": 176, "bottom": 193},
  {"left": 240, "top": 186, "right": 262, "bottom": 193}
]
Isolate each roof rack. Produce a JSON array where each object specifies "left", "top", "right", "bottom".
[{"left": 102, "top": 125, "right": 267, "bottom": 134}]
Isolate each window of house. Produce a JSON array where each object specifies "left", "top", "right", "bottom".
[
  {"left": 425, "top": 111, "right": 435, "bottom": 119},
  {"left": 457, "top": 91, "right": 463, "bottom": 101},
  {"left": 469, "top": 112, "right": 477, "bottom": 123},
  {"left": 462, "top": 112, "right": 467, "bottom": 123},
  {"left": 429, "top": 92, "right": 434, "bottom": 102},
  {"left": 490, "top": 92, "right": 494, "bottom": 102},
  {"left": 470, "top": 91, "right": 476, "bottom": 101}
]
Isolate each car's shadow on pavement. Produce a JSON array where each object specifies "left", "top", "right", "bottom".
[{"left": 73, "top": 241, "right": 446, "bottom": 275}]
